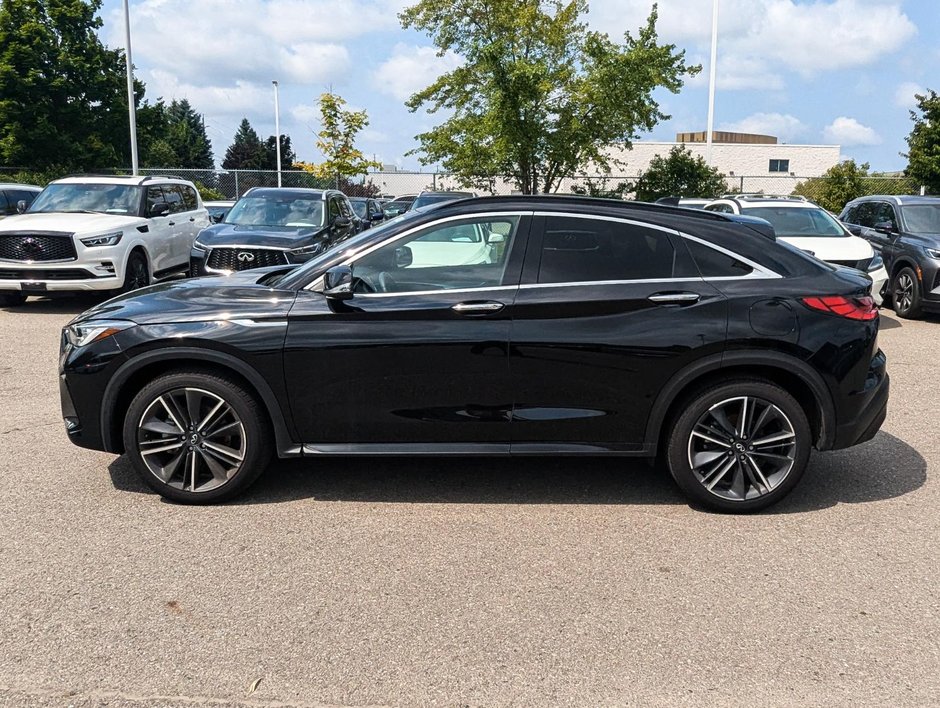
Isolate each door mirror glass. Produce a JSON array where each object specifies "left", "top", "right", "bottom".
[
  {"left": 148, "top": 201, "right": 170, "bottom": 218},
  {"left": 394, "top": 246, "right": 413, "bottom": 268},
  {"left": 333, "top": 215, "right": 351, "bottom": 228},
  {"left": 370, "top": 211, "right": 385, "bottom": 222},
  {"left": 873, "top": 221, "right": 895, "bottom": 235},
  {"left": 16, "top": 200, "right": 27, "bottom": 214},
  {"left": 323, "top": 265, "right": 354, "bottom": 300}
]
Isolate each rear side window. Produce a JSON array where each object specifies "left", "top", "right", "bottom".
[
  {"left": 537, "top": 216, "right": 675, "bottom": 283},
  {"left": 180, "top": 186, "right": 198, "bottom": 211},
  {"left": 684, "top": 239, "right": 754, "bottom": 277},
  {"left": 161, "top": 185, "right": 185, "bottom": 213}
]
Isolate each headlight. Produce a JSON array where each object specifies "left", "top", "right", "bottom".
[
  {"left": 925, "top": 248, "right": 940, "bottom": 260},
  {"left": 193, "top": 239, "right": 209, "bottom": 251},
  {"left": 289, "top": 244, "right": 321, "bottom": 255},
  {"left": 80, "top": 232, "right": 122, "bottom": 247},
  {"left": 65, "top": 319, "right": 134, "bottom": 348},
  {"left": 867, "top": 251, "right": 884, "bottom": 272}
]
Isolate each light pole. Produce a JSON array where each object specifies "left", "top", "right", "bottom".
[
  {"left": 123, "top": 0, "right": 139, "bottom": 175},
  {"left": 272, "top": 80, "right": 282, "bottom": 187},
  {"left": 705, "top": 0, "right": 719, "bottom": 166}
]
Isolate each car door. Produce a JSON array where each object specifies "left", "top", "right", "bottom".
[
  {"left": 143, "top": 185, "right": 176, "bottom": 275},
  {"left": 860, "top": 202, "right": 901, "bottom": 267},
  {"left": 508, "top": 213, "right": 728, "bottom": 452},
  {"left": 283, "top": 212, "right": 531, "bottom": 450},
  {"left": 176, "top": 184, "right": 208, "bottom": 261}
]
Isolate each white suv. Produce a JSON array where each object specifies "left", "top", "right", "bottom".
[
  {"left": 0, "top": 175, "right": 209, "bottom": 305},
  {"left": 703, "top": 195, "right": 889, "bottom": 304}
]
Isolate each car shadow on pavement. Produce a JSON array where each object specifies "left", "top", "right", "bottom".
[
  {"left": 106, "top": 431, "right": 925, "bottom": 513},
  {"left": 2, "top": 293, "right": 107, "bottom": 315}
]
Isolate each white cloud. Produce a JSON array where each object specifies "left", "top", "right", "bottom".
[
  {"left": 823, "top": 116, "right": 882, "bottom": 145},
  {"left": 372, "top": 44, "right": 463, "bottom": 102},
  {"left": 894, "top": 81, "right": 926, "bottom": 109},
  {"left": 720, "top": 113, "right": 808, "bottom": 142},
  {"left": 589, "top": 0, "right": 916, "bottom": 88}
]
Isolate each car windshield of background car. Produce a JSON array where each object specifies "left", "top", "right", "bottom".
[
  {"left": 225, "top": 197, "right": 324, "bottom": 227},
  {"left": 902, "top": 205, "right": 940, "bottom": 235},
  {"left": 746, "top": 207, "right": 846, "bottom": 237},
  {"left": 28, "top": 184, "right": 142, "bottom": 215}
]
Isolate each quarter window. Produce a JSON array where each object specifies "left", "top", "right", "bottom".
[
  {"left": 769, "top": 159, "right": 790, "bottom": 173},
  {"left": 685, "top": 239, "right": 754, "bottom": 277},
  {"left": 161, "top": 185, "right": 185, "bottom": 214},
  {"left": 536, "top": 216, "right": 675, "bottom": 283}
]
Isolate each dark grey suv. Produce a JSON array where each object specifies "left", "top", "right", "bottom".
[{"left": 839, "top": 195, "right": 940, "bottom": 318}]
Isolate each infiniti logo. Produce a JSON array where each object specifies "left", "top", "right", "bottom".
[
  {"left": 733, "top": 442, "right": 746, "bottom": 451},
  {"left": 237, "top": 251, "right": 255, "bottom": 262},
  {"left": 189, "top": 433, "right": 200, "bottom": 446},
  {"left": 21, "top": 237, "right": 41, "bottom": 254}
]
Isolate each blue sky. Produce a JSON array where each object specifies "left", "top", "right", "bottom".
[{"left": 98, "top": 0, "right": 937, "bottom": 174}]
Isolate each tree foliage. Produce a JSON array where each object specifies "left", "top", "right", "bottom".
[
  {"left": 904, "top": 89, "right": 940, "bottom": 194},
  {"left": 263, "top": 134, "right": 297, "bottom": 171},
  {"left": 0, "top": 0, "right": 135, "bottom": 168},
  {"left": 632, "top": 145, "right": 726, "bottom": 202},
  {"left": 399, "top": 0, "right": 698, "bottom": 194},
  {"left": 222, "top": 118, "right": 266, "bottom": 170},
  {"left": 165, "top": 99, "right": 214, "bottom": 169},
  {"left": 295, "top": 92, "right": 380, "bottom": 181},
  {"left": 793, "top": 160, "right": 920, "bottom": 212}
]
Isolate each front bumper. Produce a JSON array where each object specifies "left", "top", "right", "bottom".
[
  {"left": 0, "top": 267, "right": 120, "bottom": 291},
  {"left": 869, "top": 265, "right": 888, "bottom": 306}
]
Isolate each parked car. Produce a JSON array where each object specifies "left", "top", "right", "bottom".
[
  {"left": 0, "top": 183, "right": 42, "bottom": 219},
  {"left": 839, "top": 195, "right": 940, "bottom": 319},
  {"left": 654, "top": 196, "right": 711, "bottom": 209},
  {"left": 59, "top": 195, "right": 887, "bottom": 512},
  {"left": 0, "top": 175, "right": 208, "bottom": 306},
  {"left": 383, "top": 195, "right": 416, "bottom": 218},
  {"left": 704, "top": 195, "right": 889, "bottom": 305},
  {"left": 190, "top": 188, "right": 358, "bottom": 276},
  {"left": 204, "top": 200, "right": 235, "bottom": 224},
  {"left": 410, "top": 190, "right": 477, "bottom": 210},
  {"left": 347, "top": 197, "right": 386, "bottom": 230}
]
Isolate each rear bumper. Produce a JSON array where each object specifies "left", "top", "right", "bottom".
[{"left": 829, "top": 351, "right": 889, "bottom": 450}]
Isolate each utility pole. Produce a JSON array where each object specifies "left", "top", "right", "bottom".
[
  {"left": 123, "top": 0, "right": 139, "bottom": 175},
  {"left": 705, "top": 0, "right": 720, "bottom": 166},
  {"left": 272, "top": 80, "right": 282, "bottom": 187}
]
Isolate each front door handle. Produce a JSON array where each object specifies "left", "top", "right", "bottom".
[
  {"left": 452, "top": 301, "right": 505, "bottom": 314},
  {"left": 648, "top": 291, "right": 700, "bottom": 304},
  {"left": 168, "top": 221, "right": 176, "bottom": 226}
]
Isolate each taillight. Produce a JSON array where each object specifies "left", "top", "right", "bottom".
[{"left": 801, "top": 295, "right": 878, "bottom": 321}]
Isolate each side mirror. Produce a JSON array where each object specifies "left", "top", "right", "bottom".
[
  {"left": 148, "top": 202, "right": 170, "bottom": 218},
  {"left": 323, "top": 265, "right": 354, "bottom": 301},
  {"left": 394, "top": 246, "right": 413, "bottom": 268},
  {"left": 210, "top": 213, "right": 224, "bottom": 224},
  {"left": 370, "top": 211, "right": 385, "bottom": 222},
  {"left": 486, "top": 231, "right": 506, "bottom": 244},
  {"left": 845, "top": 224, "right": 862, "bottom": 236},
  {"left": 333, "top": 216, "right": 351, "bottom": 229},
  {"left": 873, "top": 222, "right": 895, "bottom": 235},
  {"left": 16, "top": 200, "right": 27, "bottom": 214}
]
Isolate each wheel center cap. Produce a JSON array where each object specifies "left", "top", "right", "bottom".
[
  {"left": 189, "top": 433, "right": 200, "bottom": 446},
  {"left": 733, "top": 442, "right": 746, "bottom": 452}
]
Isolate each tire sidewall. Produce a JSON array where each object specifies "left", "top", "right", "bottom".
[
  {"left": 666, "top": 380, "right": 812, "bottom": 513},
  {"left": 893, "top": 267, "right": 922, "bottom": 319},
  {"left": 122, "top": 371, "right": 270, "bottom": 503},
  {"left": 120, "top": 251, "right": 150, "bottom": 293}
]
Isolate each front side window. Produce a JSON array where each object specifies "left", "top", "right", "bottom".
[
  {"left": 852, "top": 202, "right": 878, "bottom": 227},
  {"left": 146, "top": 186, "right": 165, "bottom": 214},
  {"left": 745, "top": 206, "right": 845, "bottom": 237},
  {"left": 769, "top": 159, "right": 790, "bottom": 173},
  {"left": 705, "top": 203, "right": 735, "bottom": 214},
  {"left": 29, "top": 183, "right": 142, "bottom": 216},
  {"left": 874, "top": 202, "right": 898, "bottom": 229},
  {"left": 224, "top": 196, "right": 324, "bottom": 227},
  {"left": 352, "top": 216, "right": 520, "bottom": 293},
  {"left": 349, "top": 200, "right": 368, "bottom": 218},
  {"left": 536, "top": 216, "right": 675, "bottom": 283},
  {"left": 328, "top": 197, "right": 341, "bottom": 220},
  {"left": 901, "top": 205, "right": 940, "bottom": 235}
]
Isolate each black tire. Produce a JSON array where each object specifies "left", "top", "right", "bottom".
[
  {"left": 120, "top": 251, "right": 150, "bottom": 293},
  {"left": 0, "top": 292, "right": 27, "bottom": 307},
  {"left": 122, "top": 369, "right": 272, "bottom": 503},
  {"left": 892, "top": 266, "right": 923, "bottom": 319},
  {"left": 666, "top": 379, "right": 812, "bottom": 513}
]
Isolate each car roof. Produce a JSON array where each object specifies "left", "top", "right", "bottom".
[
  {"left": 846, "top": 194, "right": 940, "bottom": 206},
  {"left": 241, "top": 187, "right": 334, "bottom": 200},
  {"left": 51, "top": 174, "right": 196, "bottom": 187},
  {"left": 708, "top": 196, "right": 818, "bottom": 209},
  {"left": 0, "top": 183, "right": 42, "bottom": 191},
  {"left": 418, "top": 191, "right": 475, "bottom": 196}
]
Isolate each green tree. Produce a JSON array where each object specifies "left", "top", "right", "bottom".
[
  {"left": 793, "top": 159, "right": 873, "bottom": 212},
  {"left": 0, "top": 0, "right": 135, "bottom": 169},
  {"left": 399, "top": 0, "right": 697, "bottom": 194},
  {"left": 166, "top": 99, "right": 214, "bottom": 169},
  {"left": 632, "top": 145, "right": 726, "bottom": 202},
  {"left": 295, "top": 92, "right": 380, "bottom": 182},
  {"left": 263, "top": 134, "right": 297, "bottom": 171},
  {"left": 904, "top": 89, "right": 940, "bottom": 194},
  {"left": 222, "top": 118, "right": 266, "bottom": 169}
]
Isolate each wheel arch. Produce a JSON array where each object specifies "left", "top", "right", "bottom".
[
  {"left": 890, "top": 256, "right": 920, "bottom": 281},
  {"left": 101, "top": 348, "right": 299, "bottom": 456},
  {"left": 644, "top": 351, "right": 836, "bottom": 455}
]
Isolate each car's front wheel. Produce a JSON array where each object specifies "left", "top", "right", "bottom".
[
  {"left": 123, "top": 370, "right": 272, "bottom": 503},
  {"left": 892, "top": 266, "right": 923, "bottom": 319},
  {"left": 120, "top": 251, "right": 150, "bottom": 293},
  {"left": 666, "top": 380, "right": 812, "bottom": 513}
]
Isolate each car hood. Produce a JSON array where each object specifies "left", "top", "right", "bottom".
[
  {"left": 72, "top": 267, "right": 297, "bottom": 326},
  {"left": 196, "top": 222, "right": 328, "bottom": 249},
  {"left": 780, "top": 234, "right": 873, "bottom": 261},
  {"left": 0, "top": 211, "right": 143, "bottom": 234}
]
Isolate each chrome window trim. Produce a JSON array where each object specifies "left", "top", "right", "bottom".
[
  {"left": 355, "top": 284, "right": 519, "bottom": 299},
  {"left": 303, "top": 211, "right": 533, "bottom": 292}
]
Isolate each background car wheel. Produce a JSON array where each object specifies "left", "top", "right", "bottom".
[
  {"left": 892, "top": 267, "right": 923, "bottom": 319},
  {"left": 120, "top": 251, "right": 150, "bottom": 293},
  {"left": 666, "top": 379, "right": 812, "bottom": 513},
  {"left": 0, "top": 292, "right": 27, "bottom": 307},
  {"left": 122, "top": 370, "right": 272, "bottom": 503}
]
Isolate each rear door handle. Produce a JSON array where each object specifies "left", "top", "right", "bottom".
[
  {"left": 168, "top": 221, "right": 175, "bottom": 226},
  {"left": 648, "top": 292, "right": 700, "bottom": 304},
  {"left": 189, "top": 217, "right": 195, "bottom": 222},
  {"left": 452, "top": 301, "right": 505, "bottom": 314}
]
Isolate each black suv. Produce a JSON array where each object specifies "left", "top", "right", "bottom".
[
  {"left": 60, "top": 196, "right": 888, "bottom": 512},
  {"left": 190, "top": 188, "right": 358, "bottom": 276},
  {"left": 839, "top": 195, "right": 940, "bottom": 318}
]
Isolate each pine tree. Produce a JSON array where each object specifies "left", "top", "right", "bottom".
[
  {"left": 263, "top": 135, "right": 296, "bottom": 171},
  {"left": 222, "top": 119, "right": 266, "bottom": 170},
  {"left": 167, "top": 99, "right": 214, "bottom": 169}
]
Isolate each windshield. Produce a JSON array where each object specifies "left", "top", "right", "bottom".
[
  {"left": 412, "top": 193, "right": 472, "bottom": 209},
  {"left": 349, "top": 200, "right": 368, "bottom": 218},
  {"left": 225, "top": 196, "right": 324, "bottom": 227},
  {"left": 745, "top": 206, "right": 846, "bottom": 238},
  {"left": 28, "top": 183, "right": 142, "bottom": 215},
  {"left": 902, "top": 205, "right": 940, "bottom": 235}
]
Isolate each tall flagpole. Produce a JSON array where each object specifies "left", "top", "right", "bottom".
[
  {"left": 272, "top": 80, "right": 282, "bottom": 187},
  {"left": 705, "top": 0, "right": 719, "bottom": 165}
]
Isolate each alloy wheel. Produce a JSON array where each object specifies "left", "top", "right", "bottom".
[
  {"left": 136, "top": 387, "right": 246, "bottom": 493},
  {"left": 687, "top": 396, "right": 797, "bottom": 502},
  {"left": 895, "top": 273, "right": 914, "bottom": 313}
]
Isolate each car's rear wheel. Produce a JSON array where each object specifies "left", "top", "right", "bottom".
[
  {"left": 0, "top": 292, "right": 27, "bottom": 307},
  {"left": 892, "top": 266, "right": 923, "bottom": 319},
  {"left": 122, "top": 370, "right": 272, "bottom": 503},
  {"left": 120, "top": 251, "right": 150, "bottom": 293},
  {"left": 666, "top": 380, "right": 811, "bottom": 513}
]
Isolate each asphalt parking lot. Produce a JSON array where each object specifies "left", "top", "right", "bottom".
[{"left": 0, "top": 295, "right": 937, "bottom": 707}]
